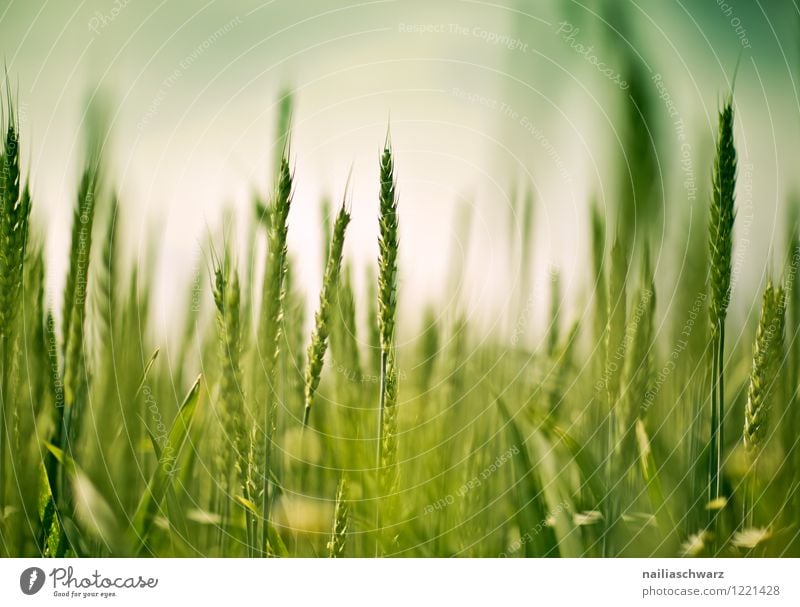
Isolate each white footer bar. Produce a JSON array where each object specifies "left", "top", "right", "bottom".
[{"left": 1, "top": 558, "right": 797, "bottom": 606}]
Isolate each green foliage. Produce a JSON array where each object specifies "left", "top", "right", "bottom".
[{"left": 0, "top": 87, "right": 798, "bottom": 560}]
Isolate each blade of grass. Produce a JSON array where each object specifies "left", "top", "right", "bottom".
[
  {"left": 130, "top": 374, "right": 202, "bottom": 554},
  {"left": 496, "top": 397, "right": 559, "bottom": 557}
]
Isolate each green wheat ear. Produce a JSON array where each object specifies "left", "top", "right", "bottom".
[
  {"left": 708, "top": 98, "right": 737, "bottom": 336},
  {"left": 211, "top": 247, "right": 247, "bottom": 551},
  {"left": 742, "top": 279, "right": 785, "bottom": 527},
  {"left": 743, "top": 280, "right": 785, "bottom": 455},
  {"left": 0, "top": 93, "right": 32, "bottom": 542},
  {"left": 62, "top": 165, "right": 99, "bottom": 428},
  {"left": 376, "top": 134, "right": 399, "bottom": 463},
  {"left": 707, "top": 96, "right": 737, "bottom": 512},
  {"left": 0, "top": 111, "right": 30, "bottom": 341},
  {"left": 327, "top": 476, "right": 349, "bottom": 557},
  {"left": 303, "top": 198, "right": 351, "bottom": 427},
  {"left": 0, "top": 111, "right": 30, "bottom": 350},
  {"left": 378, "top": 138, "right": 399, "bottom": 359},
  {"left": 250, "top": 149, "right": 293, "bottom": 557},
  {"left": 376, "top": 132, "right": 399, "bottom": 555}
]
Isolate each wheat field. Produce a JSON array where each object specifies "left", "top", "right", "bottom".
[{"left": 0, "top": 67, "right": 798, "bottom": 558}]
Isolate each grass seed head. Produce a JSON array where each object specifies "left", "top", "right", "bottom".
[
  {"left": 303, "top": 201, "right": 351, "bottom": 425},
  {"left": 378, "top": 139, "right": 399, "bottom": 357},
  {"left": 708, "top": 99, "right": 737, "bottom": 335},
  {"left": 743, "top": 280, "right": 786, "bottom": 455}
]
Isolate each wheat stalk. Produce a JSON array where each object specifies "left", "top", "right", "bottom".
[
  {"left": 62, "top": 167, "right": 98, "bottom": 442},
  {"left": 377, "top": 136, "right": 399, "bottom": 445},
  {"left": 327, "top": 476, "right": 349, "bottom": 557},
  {"left": 707, "top": 97, "right": 736, "bottom": 517},
  {"left": 94, "top": 195, "right": 118, "bottom": 351},
  {"left": 250, "top": 152, "right": 292, "bottom": 557},
  {"left": 48, "top": 161, "right": 99, "bottom": 557},
  {"left": 212, "top": 251, "right": 246, "bottom": 553},
  {"left": 303, "top": 199, "right": 351, "bottom": 427},
  {"left": 378, "top": 348, "right": 399, "bottom": 552},
  {"left": 742, "top": 280, "right": 785, "bottom": 525},
  {"left": 602, "top": 231, "right": 627, "bottom": 556},
  {"left": 375, "top": 134, "right": 399, "bottom": 554},
  {"left": 0, "top": 106, "right": 28, "bottom": 523}
]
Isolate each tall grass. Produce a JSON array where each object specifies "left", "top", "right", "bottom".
[
  {"left": 0, "top": 96, "right": 32, "bottom": 555},
  {"left": 707, "top": 97, "right": 736, "bottom": 540},
  {"left": 601, "top": 231, "right": 627, "bottom": 556},
  {"left": 303, "top": 199, "right": 351, "bottom": 427},
  {"left": 742, "top": 280, "right": 785, "bottom": 526},
  {"left": 251, "top": 152, "right": 293, "bottom": 557},
  {"left": 0, "top": 84, "right": 797, "bottom": 559},
  {"left": 376, "top": 136, "right": 399, "bottom": 554},
  {"left": 211, "top": 250, "right": 246, "bottom": 551}
]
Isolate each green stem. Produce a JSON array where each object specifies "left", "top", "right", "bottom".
[
  {"left": 215, "top": 483, "right": 229, "bottom": 556},
  {"left": 259, "top": 409, "right": 271, "bottom": 558},
  {"left": 744, "top": 460, "right": 756, "bottom": 528},
  {"left": 716, "top": 325, "right": 725, "bottom": 500},
  {"left": 708, "top": 322, "right": 725, "bottom": 550},
  {"left": 244, "top": 508, "right": 253, "bottom": 558},
  {"left": 0, "top": 345, "right": 7, "bottom": 556},
  {"left": 375, "top": 349, "right": 387, "bottom": 557},
  {"left": 603, "top": 398, "right": 617, "bottom": 557},
  {"left": 708, "top": 326, "right": 720, "bottom": 508}
]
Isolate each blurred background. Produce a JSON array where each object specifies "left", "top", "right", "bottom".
[{"left": 1, "top": 0, "right": 798, "bottom": 349}]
